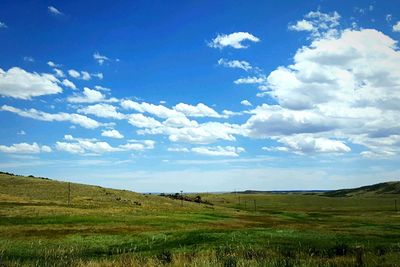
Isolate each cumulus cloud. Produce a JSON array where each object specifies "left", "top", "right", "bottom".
[
  {"left": 101, "top": 129, "right": 124, "bottom": 139},
  {"left": 121, "top": 100, "right": 183, "bottom": 119},
  {"left": 48, "top": 6, "right": 63, "bottom": 16},
  {"left": 244, "top": 21, "right": 400, "bottom": 156},
  {"left": 289, "top": 19, "right": 314, "bottom": 31},
  {"left": 62, "top": 79, "right": 76, "bottom": 90},
  {"left": 68, "top": 69, "right": 80, "bottom": 78},
  {"left": 240, "top": 100, "right": 252, "bottom": 106},
  {"left": 0, "top": 142, "right": 52, "bottom": 154},
  {"left": 289, "top": 10, "right": 340, "bottom": 39},
  {"left": 218, "top": 58, "right": 252, "bottom": 71},
  {"left": 393, "top": 21, "right": 400, "bottom": 32},
  {"left": 68, "top": 87, "right": 116, "bottom": 103},
  {"left": 54, "top": 69, "right": 65, "bottom": 77},
  {"left": 47, "top": 61, "right": 60, "bottom": 68},
  {"left": 0, "top": 67, "right": 62, "bottom": 99},
  {"left": 191, "top": 146, "right": 245, "bottom": 157},
  {"left": 273, "top": 135, "right": 350, "bottom": 154},
  {"left": 81, "top": 71, "right": 91, "bottom": 80},
  {"left": 1, "top": 105, "right": 101, "bottom": 129},
  {"left": 56, "top": 135, "right": 154, "bottom": 154},
  {"left": 78, "top": 103, "right": 125, "bottom": 119},
  {"left": 173, "top": 103, "right": 221, "bottom": 118},
  {"left": 127, "top": 113, "right": 163, "bottom": 128},
  {"left": 208, "top": 32, "right": 260, "bottom": 49},
  {"left": 0, "top": 21, "right": 7, "bottom": 29},
  {"left": 139, "top": 121, "right": 243, "bottom": 144},
  {"left": 68, "top": 69, "right": 101, "bottom": 80}
]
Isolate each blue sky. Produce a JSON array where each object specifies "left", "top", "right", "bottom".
[{"left": 0, "top": 0, "right": 399, "bottom": 192}]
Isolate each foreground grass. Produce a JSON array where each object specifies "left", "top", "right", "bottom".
[{"left": 0, "top": 173, "right": 399, "bottom": 266}]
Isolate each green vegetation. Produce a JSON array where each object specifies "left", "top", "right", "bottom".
[{"left": 0, "top": 172, "right": 399, "bottom": 266}]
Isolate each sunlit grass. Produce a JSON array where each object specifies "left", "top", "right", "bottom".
[{"left": 0, "top": 173, "right": 399, "bottom": 266}]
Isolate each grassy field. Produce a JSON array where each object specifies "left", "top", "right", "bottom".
[{"left": 0, "top": 172, "right": 399, "bottom": 266}]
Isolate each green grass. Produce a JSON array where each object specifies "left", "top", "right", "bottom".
[{"left": 0, "top": 172, "right": 399, "bottom": 266}]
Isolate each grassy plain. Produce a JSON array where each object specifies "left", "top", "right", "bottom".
[{"left": 0, "top": 172, "right": 399, "bottom": 266}]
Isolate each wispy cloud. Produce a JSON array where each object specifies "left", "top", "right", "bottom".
[{"left": 48, "top": 6, "right": 63, "bottom": 16}]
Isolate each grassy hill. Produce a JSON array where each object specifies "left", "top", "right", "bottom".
[
  {"left": 324, "top": 181, "right": 400, "bottom": 197},
  {"left": 0, "top": 172, "right": 399, "bottom": 266}
]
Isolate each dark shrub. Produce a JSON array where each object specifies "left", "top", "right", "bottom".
[{"left": 157, "top": 250, "right": 173, "bottom": 264}]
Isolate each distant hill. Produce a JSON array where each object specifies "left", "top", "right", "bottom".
[
  {"left": 234, "top": 181, "right": 400, "bottom": 197},
  {"left": 237, "top": 190, "right": 329, "bottom": 194},
  {"left": 0, "top": 171, "right": 184, "bottom": 210},
  {"left": 323, "top": 181, "right": 400, "bottom": 197}
]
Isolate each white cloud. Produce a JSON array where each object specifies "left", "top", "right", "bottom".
[
  {"left": 243, "top": 104, "right": 335, "bottom": 137},
  {"left": 92, "top": 73, "right": 103, "bottom": 79},
  {"left": 0, "top": 21, "right": 7, "bottom": 29},
  {"left": 68, "top": 69, "right": 80, "bottom": 78},
  {"left": 289, "top": 10, "right": 340, "bottom": 39},
  {"left": 101, "top": 129, "right": 124, "bottom": 139},
  {"left": 386, "top": 14, "right": 392, "bottom": 22},
  {"left": 68, "top": 69, "right": 98, "bottom": 80},
  {"left": 41, "top": 145, "right": 52, "bottom": 153},
  {"left": 62, "top": 79, "right": 76, "bottom": 90},
  {"left": 273, "top": 135, "right": 351, "bottom": 154},
  {"left": 54, "top": 69, "right": 65, "bottom": 77},
  {"left": 240, "top": 100, "right": 252, "bottom": 106},
  {"left": 121, "top": 99, "right": 183, "bottom": 119},
  {"left": 234, "top": 76, "right": 266, "bottom": 85},
  {"left": 393, "top": 21, "right": 400, "bottom": 32},
  {"left": 289, "top": 19, "right": 314, "bottom": 31},
  {"left": 173, "top": 103, "right": 221, "bottom": 118},
  {"left": 1, "top": 105, "right": 101, "bottom": 129},
  {"left": 127, "top": 113, "right": 163, "bottom": 128},
  {"left": 208, "top": 32, "right": 260, "bottom": 49},
  {"left": 56, "top": 135, "right": 154, "bottom": 154},
  {"left": 222, "top": 110, "right": 243, "bottom": 118},
  {"left": 78, "top": 103, "right": 125, "bottom": 119},
  {"left": 163, "top": 116, "right": 198, "bottom": 128},
  {"left": 55, "top": 142, "right": 85, "bottom": 154},
  {"left": 94, "top": 85, "right": 110, "bottom": 92},
  {"left": 47, "top": 61, "right": 60, "bottom": 68},
  {"left": 93, "top": 52, "right": 109, "bottom": 65},
  {"left": 139, "top": 121, "right": 242, "bottom": 144},
  {"left": 81, "top": 71, "right": 91, "bottom": 80},
  {"left": 167, "top": 147, "right": 190, "bottom": 152},
  {"left": 67, "top": 87, "right": 116, "bottom": 103},
  {"left": 0, "top": 142, "right": 52, "bottom": 154},
  {"left": 48, "top": 6, "right": 63, "bottom": 16},
  {"left": 244, "top": 25, "right": 400, "bottom": 156},
  {"left": 218, "top": 58, "right": 252, "bottom": 71},
  {"left": 191, "top": 146, "right": 245, "bottom": 157},
  {"left": 0, "top": 67, "right": 62, "bottom": 99},
  {"left": 121, "top": 140, "right": 155, "bottom": 151},
  {"left": 17, "top": 130, "right": 26, "bottom": 135}
]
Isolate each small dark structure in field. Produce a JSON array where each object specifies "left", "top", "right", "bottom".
[{"left": 160, "top": 193, "right": 213, "bottom": 205}]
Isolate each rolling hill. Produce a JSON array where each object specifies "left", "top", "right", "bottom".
[{"left": 323, "top": 181, "right": 400, "bottom": 197}]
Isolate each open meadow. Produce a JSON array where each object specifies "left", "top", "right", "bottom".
[{"left": 0, "top": 172, "right": 399, "bottom": 266}]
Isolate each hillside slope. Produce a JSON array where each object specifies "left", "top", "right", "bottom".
[
  {"left": 0, "top": 171, "right": 203, "bottom": 212},
  {"left": 324, "top": 181, "right": 400, "bottom": 197}
]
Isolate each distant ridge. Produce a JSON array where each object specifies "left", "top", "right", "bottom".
[
  {"left": 235, "top": 181, "right": 400, "bottom": 196},
  {"left": 323, "top": 181, "right": 400, "bottom": 197}
]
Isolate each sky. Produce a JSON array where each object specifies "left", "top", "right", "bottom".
[{"left": 0, "top": 0, "right": 400, "bottom": 192}]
